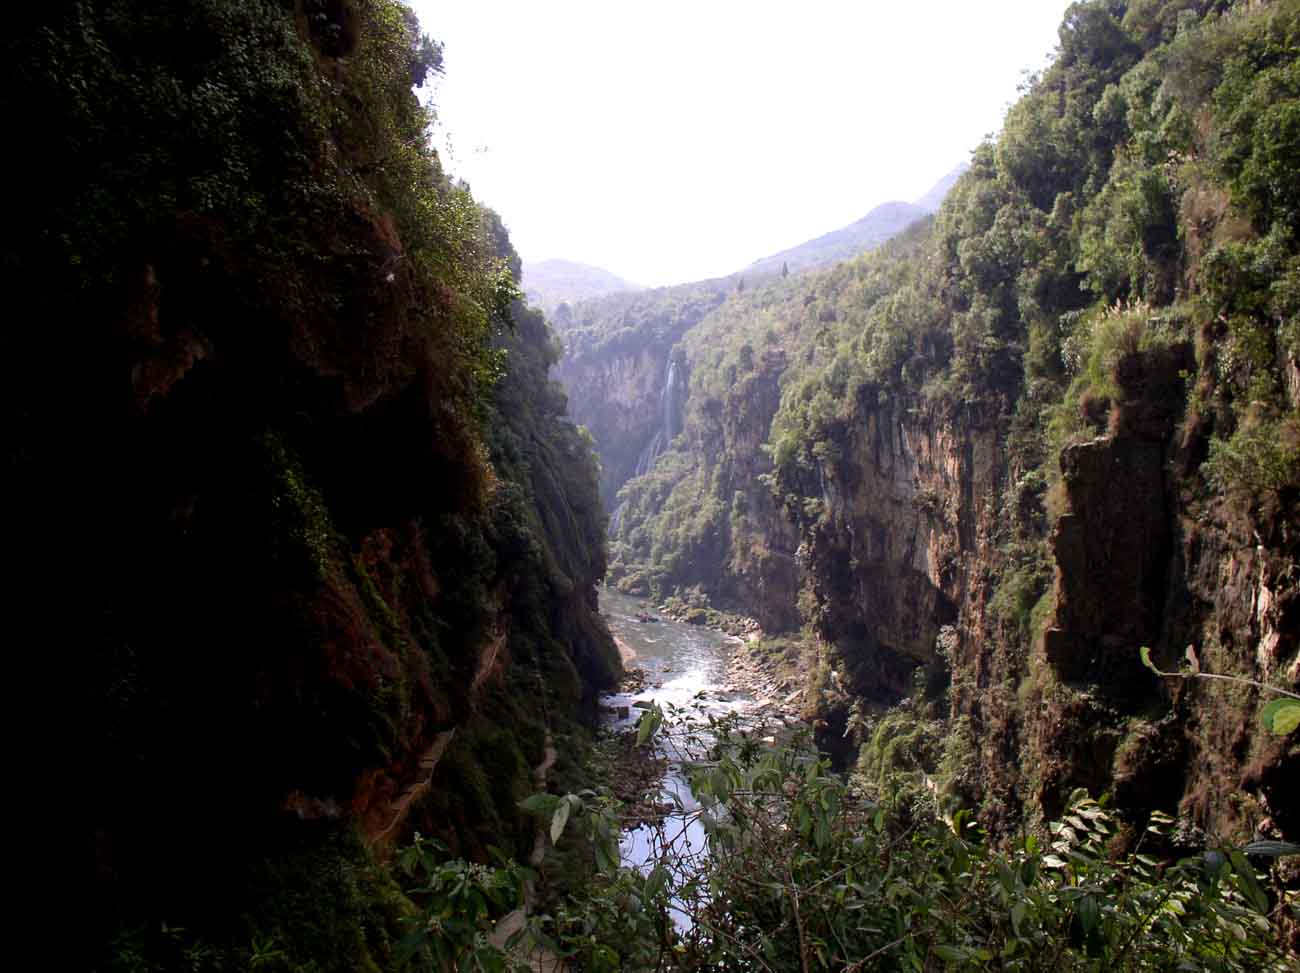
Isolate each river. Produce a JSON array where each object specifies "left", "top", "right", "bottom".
[{"left": 596, "top": 588, "right": 765, "bottom": 928}]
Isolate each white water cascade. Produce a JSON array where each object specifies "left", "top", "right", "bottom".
[
  {"left": 610, "top": 357, "right": 683, "bottom": 537},
  {"left": 633, "top": 358, "right": 681, "bottom": 478}
]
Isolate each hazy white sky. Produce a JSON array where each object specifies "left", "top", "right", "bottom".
[{"left": 409, "top": 1, "right": 1073, "bottom": 287}]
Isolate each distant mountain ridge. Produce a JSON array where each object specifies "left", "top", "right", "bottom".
[
  {"left": 525, "top": 164, "right": 968, "bottom": 307},
  {"left": 737, "top": 163, "right": 969, "bottom": 280},
  {"left": 912, "top": 163, "right": 968, "bottom": 213},
  {"left": 522, "top": 258, "right": 641, "bottom": 312}
]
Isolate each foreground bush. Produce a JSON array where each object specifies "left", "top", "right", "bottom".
[{"left": 401, "top": 709, "right": 1296, "bottom": 970}]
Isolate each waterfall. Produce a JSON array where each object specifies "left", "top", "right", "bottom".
[
  {"left": 629, "top": 357, "right": 683, "bottom": 481},
  {"left": 660, "top": 359, "right": 679, "bottom": 442},
  {"left": 634, "top": 430, "right": 664, "bottom": 478},
  {"left": 613, "top": 357, "right": 683, "bottom": 538}
]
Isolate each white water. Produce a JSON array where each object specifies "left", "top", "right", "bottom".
[
  {"left": 631, "top": 358, "right": 683, "bottom": 481},
  {"left": 598, "top": 589, "right": 758, "bottom": 929}
]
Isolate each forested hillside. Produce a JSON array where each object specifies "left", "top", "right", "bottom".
[
  {"left": 551, "top": 279, "right": 734, "bottom": 506},
  {"left": 545, "top": 169, "right": 973, "bottom": 515},
  {"left": 5, "top": 2, "right": 616, "bottom": 968},
  {"left": 609, "top": 0, "right": 1298, "bottom": 841}
]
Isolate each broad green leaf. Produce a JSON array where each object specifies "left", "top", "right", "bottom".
[
  {"left": 1242, "top": 839, "right": 1300, "bottom": 857},
  {"left": 1021, "top": 857, "right": 1039, "bottom": 886},
  {"left": 1228, "top": 850, "right": 1270, "bottom": 914},
  {"left": 1077, "top": 895, "right": 1099, "bottom": 934},
  {"left": 645, "top": 863, "right": 668, "bottom": 902},
  {"left": 636, "top": 708, "right": 657, "bottom": 745},
  {"left": 1259, "top": 697, "right": 1300, "bottom": 736},
  {"left": 1011, "top": 902, "right": 1026, "bottom": 936},
  {"left": 933, "top": 944, "right": 973, "bottom": 962},
  {"left": 519, "top": 793, "right": 554, "bottom": 814},
  {"left": 550, "top": 800, "right": 570, "bottom": 845},
  {"left": 952, "top": 809, "right": 970, "bottom": 835}
]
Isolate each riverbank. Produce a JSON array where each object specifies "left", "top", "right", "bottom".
[
  {"left": 592, "top": 728, "right": 671, "bottom": 828},
  {"left": 724, "top": 631, "right": 822, "bottom": 724},
  {"left": 615, "top": 593, "right": 811, "bottom": 725},
  {"left": 614, "top": 635, "right": 637, "bottom": 664}
]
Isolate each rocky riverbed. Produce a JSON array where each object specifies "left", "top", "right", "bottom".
[{"left": 724, "top": 639, "right": 810, "bottom": 720}]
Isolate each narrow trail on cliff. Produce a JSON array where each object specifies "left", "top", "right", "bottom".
[
  {"left": 373, "top": 625, "right": 510, "bottom": 850},
  {"left": 373, "top": 729, "right": 458, "bottom": 847},
  {"left": 489, "top": 664, "right": 562, "bottom": 969}
]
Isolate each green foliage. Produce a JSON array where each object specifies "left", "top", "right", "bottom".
[
  {"left": 1210, "top": 9, "right": 1300, "bottom": 235},
  {"left": 1077, "top": 154, "right": 1178, "bottom": 301},
  {"left": 609, "top": 0, "right": 1300, "bottom": 694},
  {"left": 406, "top": 786, "right": 659, "bottom": 972},
  {"left": 37, "top": 2, "right": 617, "bottom": 968},
  {"left": 395, "top": 835, "right": 529, "bottom": 971},
  {"left": 11, "top": 0, "right": 513, "bottom": 433},
  {"left": 263, "top": 430, "right": 338, "bottom": 583},
  {"left": 58, "top": 1, "right": 1300, "bottom": 967},
  {"left": 578, "top": 711, "right": 1296, "bottom": 971},
  {"left": 266, "top": 705, "right": 1293, "bottom": 973},
  {"left": 1139, "top": 644, "right": 1300, "bottom": 736},
  {"left": 1204, "top": 416, "right": 1300, "bottom": 494},
  {"left": 989, "top": 553, "right": 1054, "bottom": 641},
  {"left": 550, "top": 282, "right": 730, "bottom": 503},
  {"left": 1259, "top": 698, "right": 1300, "bottom": 736}
]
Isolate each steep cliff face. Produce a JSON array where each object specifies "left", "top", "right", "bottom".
[
  {"left": 551, "top": 277, "right": 743, "bottom": 509},
  {"left": 6, "top": 3, "right": 616, "bottom": 967},
  {"left": 550, "top": 282, "right": 730, "bottom": 509},
  {"left": 604, "top": 228, "right": 938, "bottom": 624},
  {"left": 609, "top": 339, "right": 803, "bottom": 630},
  {"left": 713, "top": 349, "right": 804, "bottom": 630},
  {"left": 555, "top": 344, "right": 689, "bottom": 508},
  {"left": 1030, "top": 342, "right": 1299, "bottom": 836},
  {"left": 795, "top": 398, "right": 1003, "bottom": 703},
  {"left": 789, "top": 339, "right": 1297, "bottom": 839}
]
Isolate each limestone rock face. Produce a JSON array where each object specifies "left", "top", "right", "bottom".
[
  {"left": 549, "top": 282, "right": 730, "bottom": 509},
  {"left": 784, "top": 342, "right": 1298, "bottom": 837},
  {"left": 1047, "top": 433, "right": 1171, "bottom": 689},
  {"left": 706, "top": 346, "right": 803, "bottom": 632},
  {"left": 556, "top": 346, "right": 683, "bottom": 507},
  {"left": 801, "top": 397, "right": 1000, "bottom": 701}
]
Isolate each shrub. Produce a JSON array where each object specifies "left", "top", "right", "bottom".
[{"left": 1204, "top": 416, "right": 1300, "bottom": 495}]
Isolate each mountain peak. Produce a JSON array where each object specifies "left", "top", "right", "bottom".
[{"left": 522, "top": 259, "right": 641, "bottom": 312}]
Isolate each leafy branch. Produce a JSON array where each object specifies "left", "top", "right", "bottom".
[{"left": 1139, "top": 645, "right": 1300, "bottom": 735}]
